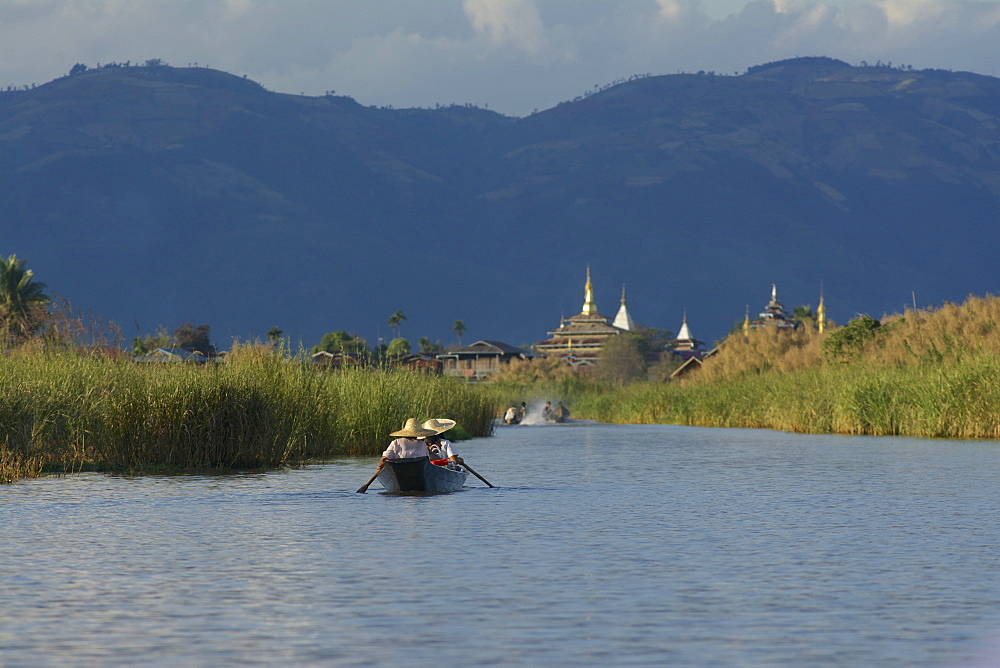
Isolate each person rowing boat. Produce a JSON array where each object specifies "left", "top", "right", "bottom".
[
  {"left": 376, "top": 418, "right": 437, "bottom": 473},
  {"left": 421, "top": 418, "right": 464, "bottom": 469},
  {"left": 356, "top": 417, "right": 494, "bottom": 493}
]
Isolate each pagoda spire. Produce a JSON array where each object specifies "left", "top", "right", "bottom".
[
  {"left": 581, "top": 265, "right": 597, "bottom": 316},
  {"left": 612, "top": 283, "right": 635, "bottom": 330},
  {"left": 817, "top": 284, "right": 826, "bottom": 333},
  {"left": 677, "top": 309, "right": 692, "bottom": 341},
  {"left": 742, "top": 304, "right": 750, "bottom": 334}
]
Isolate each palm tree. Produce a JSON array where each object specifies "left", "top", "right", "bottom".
[
  {"left": 0, "top": 253, "right": 50, "bottom": 346},
  {"left": 453, "top": 320, "right": 466, "bottom": 346},
  {"left": 388, "top": 310, "right": 406, "bottom": 338},
  {"left": 418, "top": 337, "right": 443, "bottom": 354}
]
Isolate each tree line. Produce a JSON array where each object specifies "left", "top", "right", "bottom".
[{"left": 309, "top": 313, "right": 468, "bottom": 359}]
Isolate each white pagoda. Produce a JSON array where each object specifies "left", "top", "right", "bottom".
[{"left": 612, "top": 285, "right": 635, "bottom": 331}]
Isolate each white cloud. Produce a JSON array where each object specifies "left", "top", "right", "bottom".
[
  {"left": 463, "top": 0, "right": 546, "bottom": 53},
  {"left": 772, "top": 0, "right": 800, "bottom": 12},
  {"left": 656, "top": 0, "right": 683, "bottom": 20},
  {"left": 775, "top": 3, "right": 835, "bottom": 45},
  {"left": 1, "top": 0, "right": 999, "bottom": 115},
  {"left": 877, "top": 0, "right": 947, "bottom": 28}
]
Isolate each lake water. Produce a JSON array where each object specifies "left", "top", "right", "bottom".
[{"left": 2, "top": 422, "right": 999, "bottom": 666}]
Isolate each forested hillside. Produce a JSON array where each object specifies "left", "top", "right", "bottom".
[{"left": 3, "top": 57, "right": 999, "bottom": 349}]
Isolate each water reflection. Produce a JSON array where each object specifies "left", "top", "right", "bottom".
[{"left": 2, "top": 423, "right": 999, "bottom": 666}]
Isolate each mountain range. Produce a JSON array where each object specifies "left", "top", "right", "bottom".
[{"left": 3, "top": 56, "right": 1000, "bottom": 351}]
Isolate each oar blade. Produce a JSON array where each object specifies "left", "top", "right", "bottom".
[
  {"left": 462, "top": 462, "right": 494, "bottom": 488},
  {"left": 356, "top": 469, "right": 381, "bottom": 494}
]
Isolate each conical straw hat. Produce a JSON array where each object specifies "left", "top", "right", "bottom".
[
  {"left": 390, "top": 418, "right": 438, "bottom": 438},
  {"left": 422, "top": 418, "right": 456, "bottom": 434}
]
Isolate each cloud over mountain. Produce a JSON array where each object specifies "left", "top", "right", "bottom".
[{"left": 2, "top": 1, "right": 1000, "bottom": 116}]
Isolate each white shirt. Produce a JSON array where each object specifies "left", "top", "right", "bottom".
[
  {"left": 425, "top": 437, "right": 456, "bottom": 460},
  {"left": 382, "top": 437, "right": 430, "bottom": 459}
]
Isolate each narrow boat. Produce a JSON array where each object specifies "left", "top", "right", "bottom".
[{"left": 376, "top": 456, "right": 468, "bottom": 493}]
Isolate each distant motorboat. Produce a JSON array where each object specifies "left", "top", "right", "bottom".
[{"left": 545, "top": 403, "right": 570, "bottom": 423}]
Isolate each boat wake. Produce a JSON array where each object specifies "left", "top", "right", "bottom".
[{"left": 515, "top": 400, "right": 572, "bottom": 426}]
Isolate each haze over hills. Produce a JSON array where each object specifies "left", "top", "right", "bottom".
[{"left": 2, "top": 56, "right": 1000, "bottom": 351}]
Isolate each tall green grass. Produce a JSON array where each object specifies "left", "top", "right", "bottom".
[
  {"left": 8, "top": 295, "right": 1000, "bottom": 482},
  {"left": 527, "top": 295, "right": 1000, "bottom": 440},
  {"left": 0, "top": 345, "right": 497, "bottom": 482},
  {"left": 572, "top": 357, "right": 1000, "bottom": 439}
]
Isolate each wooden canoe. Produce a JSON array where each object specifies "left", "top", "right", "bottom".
[{"left": 376, "top": 456, "right": 468, "bottom": 493}]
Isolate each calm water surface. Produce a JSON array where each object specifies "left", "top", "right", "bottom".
[{"left": 2, "top": 423, "right": 999, "bottom": 666}]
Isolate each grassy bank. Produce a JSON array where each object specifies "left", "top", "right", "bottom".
[
  {"left": 498, "top": 295, "right": 1000, "bottom": 440},
  {"left": 8, "top": 295, "right": 1000, "bottom": 482},
  {"left": 569, "top": 357, "right": 1000, "bottom": 438},
  {"left": 0, "top": 344, "right": 497, "bottom": 482}
]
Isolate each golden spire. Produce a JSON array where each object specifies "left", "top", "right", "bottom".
[
  {"left": 817, "top": 284, "right": 826, "bottom": 334},
  {"left": 742, "top": 304, "right": 750, "bottom": 334},
  {"left": 581, "top": 265, "right": 597, "bottom": 316}
]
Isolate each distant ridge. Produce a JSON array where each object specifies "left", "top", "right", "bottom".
[
  {"left": 746, "top": 56, "right": 852, "bottom": 74},
  {"left": 2, "top": 58, "right": 999, "bottom": 349}
]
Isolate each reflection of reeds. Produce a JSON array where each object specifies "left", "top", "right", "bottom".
[
  {"left": 567, "top": 295, "right": 1000, "bottom": 439},
  {"left": 0, "top": 344, "right": 497, "bottom": 482}
]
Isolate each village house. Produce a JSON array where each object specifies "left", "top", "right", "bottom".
[
  {"left": 438, "top": 340, "right": 535, "bottom": 381},
  {"left": 310, "top": 351, "right": 362, "bottom": 368},
  {"left": 393, "top": 352, "right": 443, "bottom": 374},
  {"left": 134, "top": 348, "right": 211, "bottom": 363},
  {"left": 670, "top": 347, "right": 719, "bottom": 380}
]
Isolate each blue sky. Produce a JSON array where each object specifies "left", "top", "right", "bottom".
[{"left": 2, "top": 0, "right": 999, "bottom": 116}]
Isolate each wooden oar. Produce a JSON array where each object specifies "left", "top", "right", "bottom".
[
  {"left": 356, "top": 467, "right": 382, "bottom": 494},
  {"left": 461, "top": 462, "right": 494, "bottom": 488}
]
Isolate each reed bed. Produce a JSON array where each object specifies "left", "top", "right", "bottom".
[
  {"left": 0, "top": 345, "right": 497, "bottom": 482},
  {"left": 568, "top": 359, "right": 1000, "bottom": 439},
  {"left": 559, "top": 295, "right": 1000, "bottom": 440},
  {"left": 8, "top": 295, "right": 1000, "bottom": 482}
]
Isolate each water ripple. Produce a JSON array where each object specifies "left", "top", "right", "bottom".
[{"left": 2, "top": 425, "right": 999, "bottom": 666}]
